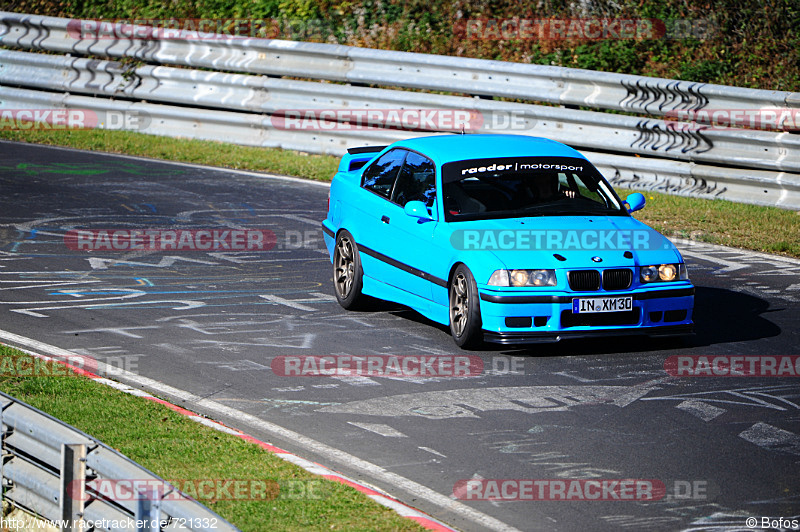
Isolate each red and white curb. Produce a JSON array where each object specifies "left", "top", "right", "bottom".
[{"left": 0, "top": 340, "right": 457, "bottom": 532}]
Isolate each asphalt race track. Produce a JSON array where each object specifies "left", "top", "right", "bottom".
[{"left": 1, "top": 141, "right": 799, "bottom": 532}]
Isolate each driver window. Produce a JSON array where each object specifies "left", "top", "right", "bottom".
[
  {"left": 391, "top": 151, "right": 436, "bottom": 207},
  {"left": 569, "top": 172, "right": 606, "bottom": 205}
]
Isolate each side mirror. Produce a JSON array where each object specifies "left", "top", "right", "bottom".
[
  {"left": 404, "top": 200, "right": 434, "bottom": 221},
  {"left": 625, "top": 192, "right": 646, "bottom": 213}
]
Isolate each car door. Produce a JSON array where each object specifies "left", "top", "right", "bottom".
[
  {"left": 380, "top": 150, "right": 440, "bottom": 300},
  {"left": 354, "top": 148, "right": 407, "bottom": 282}
]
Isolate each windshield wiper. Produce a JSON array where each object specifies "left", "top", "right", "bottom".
[{"left": 519, "top": 201, "right": 570, "bottom": 211}]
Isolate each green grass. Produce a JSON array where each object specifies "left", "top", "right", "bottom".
[
  {"left": 2, "top": 128, "right": 798, "bottom": 259},
  {"left": 0, "top": 345, "right": 426, "bottom": 532},
  {"left": 0, "top": 129, "right": 340, "bottom": 182},
  {"left": 620, "top": 190, "right": 800, "bottom": 257}
]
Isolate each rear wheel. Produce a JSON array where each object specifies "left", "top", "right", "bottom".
[
  {"left": 449, "top": 264, "right": 483, "bottom": 348},
  {"left": 333, "top": 230, "right": 364, "bottom": 309}
]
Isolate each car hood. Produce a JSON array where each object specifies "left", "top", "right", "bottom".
[{"left": 449, "top": 215, "right": 682, "bottom": 269}]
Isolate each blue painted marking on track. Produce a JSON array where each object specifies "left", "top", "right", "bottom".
[
  {"left": 49, "top": 290, "right": 139, "bottom": 296},
  {"left": 105, "top": 289, "right": 276, "bottom": 296},
  {"left": 48, "top": 288, "right": 281, "bottom": 297}
]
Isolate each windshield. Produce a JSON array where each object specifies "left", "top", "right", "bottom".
[{"left": 441, "top": 156, "right": 626, "bottom": 221}]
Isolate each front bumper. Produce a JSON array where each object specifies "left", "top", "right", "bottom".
[
  {"left": 483, "top": 324, "right": 693, "bottom": 344},
  {"left": 478, "top": 284, "right": 694, "bottom": 344}
]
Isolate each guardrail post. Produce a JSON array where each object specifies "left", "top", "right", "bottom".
[
  {"left": 60, "top": 443, "right": 86, "bottom": 531},
  {"left": 136, "top": 487, "right": 162, "bottom": 532}
]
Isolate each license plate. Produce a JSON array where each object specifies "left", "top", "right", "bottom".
[{"left": 572, "top": 296, "right": 632, "bottom": 314}]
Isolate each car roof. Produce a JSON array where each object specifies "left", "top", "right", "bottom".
[{"left": 389, "top": 134, "right": 586, "bottom": 166}]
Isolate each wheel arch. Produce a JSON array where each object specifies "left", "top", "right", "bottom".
[{"left": 447, "top": 261, "right": 466, "bottom": 287}]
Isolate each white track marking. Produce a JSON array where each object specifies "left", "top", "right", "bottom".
[
  {"left": 419, "top": 447, "right": 447, "bottom": 458},
  {"left": 319, "top": 385, "right": 656, "bottom": 419},
  {"left": 739, "top": 423, "right": 800, "bottom": 456},
  {"left": 675, "top": 400, "right": 727, "bottom": 422},
  {"left": 61, "top": 326, "right": 160, "bottom": 338},
  {"left": 258, "top": 292, "right": 336, "bottom": 311},
  {"left": 348, "top": 422, "right": 408, "bottom": 438}
]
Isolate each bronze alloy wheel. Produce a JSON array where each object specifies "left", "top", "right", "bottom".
[
  {"left": 449, "top": 264, "right": 482, "bottom": 348},
  {"left": 450, "top": 272, "right": 469, "bottom": 337},
  {"left": 334, "top": 237, "right": 355, "bottom": 298},
  {"left": 332, "top": 230, "right": 364, "bottom": 309}
]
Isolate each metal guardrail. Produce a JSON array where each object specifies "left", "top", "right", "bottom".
[
  {"left": 1, "top": 49, "right": 798, "bottom": 175},
  {"left": 0, "top": 391, "right": 237, "bottom": 532},
  {"left": 1, "top": 12, "right": 798, "bottom": 118},
  {"left": 0, "top": 11, "right": 798, "bottom": 208}
]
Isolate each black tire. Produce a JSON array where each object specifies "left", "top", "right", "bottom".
[
  {"left": 449, "top": 264, "right": 483, "bottom": 348},
  {"left": 333, "top": 230, "right": 364, "bottom": 310}
]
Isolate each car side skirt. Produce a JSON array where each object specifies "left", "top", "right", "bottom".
[
  {"left": 361, "top": 274, "right": 450, "bottom": 326},
  {"left": 358, "top": 244, "right": 448, "bottom": 288}
]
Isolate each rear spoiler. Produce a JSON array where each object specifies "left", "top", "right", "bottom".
[
  {"left": 341, "top": 145, "right": 388, "bottom": 173},
  {"left": 347, "top": 145, "right": 387, "bottom": 155}
]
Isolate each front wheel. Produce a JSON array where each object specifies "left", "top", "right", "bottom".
[
  {"left": 449, "top": 264, "right": 483, "bottom": 348},
  {"left": 332, "top": 230, "right": 364, "bottom": 309}
]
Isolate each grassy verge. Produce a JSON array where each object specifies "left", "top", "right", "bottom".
[
  {"left": 3, "top": 129, "right": 798, "bottom": 258},
  {"left": 0, "top": 129, "right": 340, "bottom": 182},
  {"left": 0, "top": 345, "right": 426, "bottom": 532},
  {"left": 619, "top": 189, "right": 800, "bottom": 258}
]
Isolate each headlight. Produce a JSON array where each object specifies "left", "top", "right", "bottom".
[
  {"left": 658, "top": 264, "right": 677, "bottom": 281},
  {"left": 640, "top": 264, "right": 686, "bottom": 283},
  {"left": 488, "top": 270, "right": 509, "bottom": 286},
  {"left": 640, "top": 265, "right": 658, "bottom": 283},
  {"left": 510, "top": 269, "right": 529, "bottom": 286},
  {"left": 488, "top": 269, "right": 556, "bottom": 287},
  {"left": 529, "top": 270, "right": 554, "bottom": 286}
]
